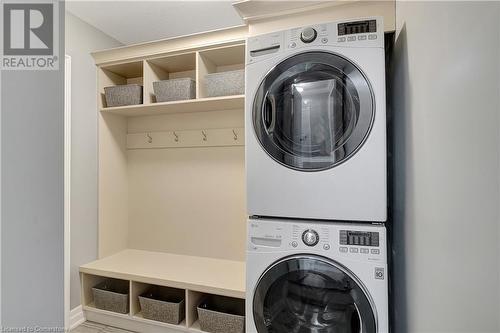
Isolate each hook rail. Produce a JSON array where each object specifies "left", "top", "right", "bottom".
[{"left": 127, "top": 127, "right": 244, "bottom": 149}]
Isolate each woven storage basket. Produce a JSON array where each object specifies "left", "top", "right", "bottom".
[
  {"left": 153, "top": 78, "right": 196, "bottom": 102},
  {"left": 205, "top": 70, "right": 244, "bottom": 97},
  {"left": 197, "top": 295, "right": 245, "bottom": 333},
  {"left": 139, "top": 286, "right": 185, "bottom": 324},
  {"left": 92, "top": 279, "right": 129, "bottom": 314},
  {"left": 104, "top": 84, "right": 143, "bottom": 107}
]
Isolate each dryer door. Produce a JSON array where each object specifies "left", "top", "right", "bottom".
[
  {"left": 253, "top": 255, "right": 376, "bottom": 333},
  {"left": 253, "top": 51, "right": 374, "bottom": 171}
]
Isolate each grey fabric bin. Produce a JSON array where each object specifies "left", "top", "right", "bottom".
[
  {"left": 138, "top": 286, "right": 185, "bottom": 324},
  {"left": 205, "top": 70, "right": 244, "bottom": 97},
  {"left": 104, "top": 84, "right": 143, "bottom": 107},
  {"left": 153, "top": 78, "right": 196, "bottom": 102},
  {"left": 92, "top": 279, "right": 129, "bottom": 314},
  {"left": 197, "top": 295, "right": 245, "bottom": 333}
]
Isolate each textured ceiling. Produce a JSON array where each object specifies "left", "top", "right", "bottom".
[{"left": 66, "top": 1, "right": 245, "bottom": 45}]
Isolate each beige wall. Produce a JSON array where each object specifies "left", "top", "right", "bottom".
[
  {"left": 391, "top": 2, "right": 500, "bottom": 332},
  {"left": 126, "top": 110, "right": 246, "bottom": 261},
  {"left": 65, "top": 12, "right": 122, "bottom": 310}
]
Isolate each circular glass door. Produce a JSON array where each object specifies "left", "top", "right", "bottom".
[
  {"left": 253, "top": 51, "right": 374, "bottom": 171},
  {"left": 253, "top": 255, "right": 376, "bottom": 333}
]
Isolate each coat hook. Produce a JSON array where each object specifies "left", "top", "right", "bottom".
[
  {"left": 202, "top": 130, "right": 207, "bottom": 141},
  {"left": 147, "top": 133, "right": 153, "bottom": 144},
  {"left": 173, "top": 131, "right": 179, "bottom": 142},
  {"left": 232, "top": 129, "right": 238, "bottom": 141}
]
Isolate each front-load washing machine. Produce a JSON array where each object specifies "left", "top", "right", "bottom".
[
  {"left": 246, "top": 18, "right": 387, "bottom": 222},
  {"left": 247, "top": 218, "right": 388, "bottom": 332}
]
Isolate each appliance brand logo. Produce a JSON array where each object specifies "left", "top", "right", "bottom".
[
  {"left": 1, "top": 1, "right": 59, "bottom": 70},
  {"left": 375, "top": 267, "right": 385, "bottom": 280}
]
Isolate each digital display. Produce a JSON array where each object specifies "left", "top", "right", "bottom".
[
  {"left": 340, "top": 230, "right": 379, "bottom": 247},
  {"left": 338, "top": 20, "right": 377, "bottom": 36}
]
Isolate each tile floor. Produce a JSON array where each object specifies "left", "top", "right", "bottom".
[{"left": 70, "top": 321, "right": 135, "bottom": 333}]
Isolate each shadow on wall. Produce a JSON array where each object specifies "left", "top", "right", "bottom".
[{"left": 389, "top": 23, "right": 410, "bottom": 333}]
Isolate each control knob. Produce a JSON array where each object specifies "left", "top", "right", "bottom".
[
  {"left": 300, "top": 27, "right": 317, "bottom": 43},
  {"left": 302, "top": 229, "right": 319, "bottom": 246}
]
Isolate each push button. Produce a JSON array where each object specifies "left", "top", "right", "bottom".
[
  {"left": 347, "top": 36, "right": 356, "bottom": 42},
  {"left": 349, "top": 248, "right": 359, "bottom": 253},
  {"left": 339, "top": 247, "right": 348, "bottom": 253},
  {"left": 360, "top": 248, "right": 369, "bottom": 254},
  {"left": 358, "top": 35, "right": 367, "bottom": 41},
  {"left": 337, "top": 37, "right": 346, "bottom": 42},
  {"left": 291, "top": 241, "right": 298, "bottom": 248},
  {"left": 323, "top": 244, "right": 330, "bottom": 250},
  {"left": 371, "top": 249, "right": 380, "bottom": 255},
  {"left": 368, "top": 34, "right": 377, "bottom": 40}
]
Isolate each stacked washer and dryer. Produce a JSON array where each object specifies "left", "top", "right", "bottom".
[{"left": 245, "top": 17, "right": 388, "bottom": 333}]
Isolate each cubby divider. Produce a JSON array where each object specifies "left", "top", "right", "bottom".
[
  {"left": 130, "top": 281, "right": 150, "bottom": 316},
  {"left": 186, "top": 290, "right": 204, "bottom": 328}
]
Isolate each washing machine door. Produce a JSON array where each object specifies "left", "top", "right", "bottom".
[
  {"left": 253, "top": 255, "right": 376, "bottom": 333},
  {"left": 253, "top": 51, "right": 374, "bottom": 171}
]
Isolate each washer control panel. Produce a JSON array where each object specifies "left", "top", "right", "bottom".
[{"left": 248, "top": 219, "right": 385, "bottom": 262}]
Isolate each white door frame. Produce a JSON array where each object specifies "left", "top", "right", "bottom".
[
  {"left": 64, "top": 55, "right": 72, "bottom": 331},
  {"left": 0, "top": 43, "right": 2, "bottom": 329}
]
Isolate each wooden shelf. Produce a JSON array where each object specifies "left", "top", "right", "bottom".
[
  {"left": 84, "top": 302, "right": 131, "bottom": 319},
  {"left": 134, "top": 312, "right": 187, "bottom": 330},
  {"left": 100, "top": 95, "right": 244, "bottom": 117},
  {"left": 80, "top": 249, "right": 246, "bottom": 299}
]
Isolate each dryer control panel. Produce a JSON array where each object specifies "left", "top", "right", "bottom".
[
  {"left": 247, "top": 17, "right": 384, "bottom": 65},
  {"left": 248, "top": 218, "right": 386, "bottom": 263}
]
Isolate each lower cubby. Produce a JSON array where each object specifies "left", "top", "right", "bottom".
[
  {"left": 81, "top": 277, "right": 245, "bottom": 332},
  {"left": 187, "top": 291, "right": 245, "bottom": 333},
  {"left": 81, "top": 274, "right": 130, "bottom": 317},
  {"left": 132, "top": 282, "right": 186, "bottom": 326}
]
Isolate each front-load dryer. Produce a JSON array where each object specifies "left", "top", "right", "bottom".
[
  {"left": 246, "top": 218, "right": 388, "bottom": 332},
  {"left": 245, "top": 18, "right": 387, "bottom": 222}
]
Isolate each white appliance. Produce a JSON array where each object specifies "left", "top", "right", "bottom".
[
  {"left": 246, "top": 218, "right": 389, "bottom": 332},
  {"left": 245, "top": 18, "right": 387, "bottom": 222}
]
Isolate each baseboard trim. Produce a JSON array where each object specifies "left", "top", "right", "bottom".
[
  {"left": 70, "top": 305, "right": 86, "bottom": 330},
  {"left": 85, "top": 310, "right": 185, "bottom": 333}
]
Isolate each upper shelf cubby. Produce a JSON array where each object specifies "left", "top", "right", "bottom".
[
  {"left": 99, "top": 60, "right": 144, "bottom": 108},
  {"left": 144, "top": 53, "right": 197, "bottom": 104},
  {"left": 197, "top": 44, "right": 245, "bottom": 99}
]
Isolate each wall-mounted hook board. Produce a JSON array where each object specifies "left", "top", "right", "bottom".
[{"left": 127, "top": 127, "right": 245, "bottom": 149}]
